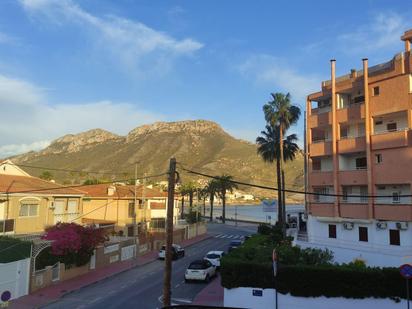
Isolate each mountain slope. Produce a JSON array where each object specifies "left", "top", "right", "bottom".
[{"left": 10, "top": 120, "right": 304, "bottom": 201}]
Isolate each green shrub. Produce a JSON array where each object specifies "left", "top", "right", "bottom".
[
  {"left": 257, "top": 223, "right": 272, "bottom": 235},
  {"left": 0, "top": 236, "right": 31, "bottom": 263}
]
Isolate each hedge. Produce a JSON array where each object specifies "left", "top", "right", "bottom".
[
  {"left": 220, "top": 260, "right": 405, "bottom": 299},
  {"left": 0, "top": 236, "right": 32, "bottom": 263}
]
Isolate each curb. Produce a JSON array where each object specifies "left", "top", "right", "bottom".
[{"left": 32, "top": 233, "right": 213, "bottom": 308}]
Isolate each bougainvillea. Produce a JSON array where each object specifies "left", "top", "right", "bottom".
[{"left": 42, "top": 223, "right": 106, "bottom": 267}]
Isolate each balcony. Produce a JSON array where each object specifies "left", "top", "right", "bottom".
[
  {"left": 337, "top": 103, "right": 365, "bottom": 123},
  {"left": 311, "top": 106, "right": 331, "bottom": 115},
  {"left": 310, "top": 203, "right": 335, "bottom": 217},
  {"left": 338, "top": 136, "right": 366, "bottom": 153},
  {"left": 310, "top": 141, "right": 332, "bottom": 156},
  {"left": 338, "top": 170, "right": 368, "bottom": 186},
  {"left": 308, "top": 112, "right": 332, "bottom": 128},
  {"left": 309, "top": 171, "right": 333, "bottom": 186},
  {"left": 340, "top": 203, "right": 369, "bottom": 219},
  {"left": 375, "top": 204, "right": 412, "bottom": 221},
  {"left": 371, "top": 129, "right": 409, "bottom": 150}
]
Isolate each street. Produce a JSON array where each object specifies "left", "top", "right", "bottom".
[{"left": 43, "top": 222, "right": 257, "bottom": 309}]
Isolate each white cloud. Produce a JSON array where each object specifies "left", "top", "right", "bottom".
[
  {"left": 338, "top": 12, "right": 410, "bottom": 54},
  {"left": 237, "top": 54, "right": 320, "bottom": 103},
  {"left": 0, "top": 73, "right": 165, "bottom": 158},
  {"left": 19, "top": 0, "right": 203, "bottom": 76},
  {"left": 0, "top": 141, "right": 51, "bottom": 157}
]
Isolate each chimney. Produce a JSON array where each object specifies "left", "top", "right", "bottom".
[
  {"left": 401, "top": 29, "right": 412, "bottom": 52},
  {"left": 350, "top": 69, "right": 357, "bottom": 78},
  {"left": 107, "top": 185, "right": 116, "bottom": 196}
]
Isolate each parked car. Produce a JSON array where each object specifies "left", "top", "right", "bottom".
[
  {"left": 228, "top": 239, "right": 243, "bottom": 252},
  {"left": 204, "top": 251, "right": 225, "bottom": 268},
  {"left": 158, "top": 244, "right": 185, "bottom": 260},
  {"left": 185, "top": 259, "right": 216, "bottom": 282}
]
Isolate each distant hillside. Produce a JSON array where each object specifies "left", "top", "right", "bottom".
[{"left": 9, "top": 120, "right": 304, "bottom": 202}]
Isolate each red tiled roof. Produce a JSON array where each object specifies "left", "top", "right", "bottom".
[
  {"left": 76, "top": 183, "right": 167, "bottom": 199},
  {"left": 0, "top": 174, "right": 85, "bottom": 195}
]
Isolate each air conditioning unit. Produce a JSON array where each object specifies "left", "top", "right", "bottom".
[
  {"left": 376, "top": 221, "right": 387, "bottom": 230},
  {"left": 49, "top": 202, "right": 55, "bottom": 210},
  {"left": 396, "top": 222, "right": 408, "bottom": 230},
  {"left": 343, "top": 222, "right": 354, "bottom": 230}
]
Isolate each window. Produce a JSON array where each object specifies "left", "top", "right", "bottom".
[
  {"left": 314, "top": 187, "right": 329, "bottom": 202},
  {"left": 312, "top": 159, "right": 321, "bottom": 171},
  {"left": 387, "top": 122, "right": 397, "bottom": 132},
  {"left": 355, "top": 157, "right": 367, "bottom": 170},
  {"left": 328, "top": 224, "right": 337, "bottom": 239},
  {"left": 359, "top": 227, "right": 368, "bottom": 242},
  {"left": 128, "top": 201, "right": 135, "bottom": 218},
  {"left": 340, "top": 126, "right": 348, "bottom": 139},
  {"left": 19, "top": 203, "right": 38, "bottom": 217},
  {"left": 375, "top": 120, "right": 383, "bottom": 126},
  {"left": 360, "top": 186, "right": 368, "bottom": 203},
  {"left": 0, "top": 219, "right": 14, "bottom": 232},
  {"left": 353, "top": 95, "right": 365, "bottom": 104},
  {"left": 373, "top": 86, "right": 380, "bottom": 96},
  {"left": 342, "top": 187, "right": 350, "bottom": 202},
  {"left": 375, "top": 154, "right": 382, "bottom": 164},
  {"left": 392, "top": 192, "right": 400, "bottom": 204},
  {"left": 389, "top": 229, "right": 400, "bottom": 246},
  {"left": 127, "top": 226, "right": 134, "bottom": 237}
]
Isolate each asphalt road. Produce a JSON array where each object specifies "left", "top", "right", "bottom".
[{"left": 43, "top": 222, "right": 257, "bottom": 309}]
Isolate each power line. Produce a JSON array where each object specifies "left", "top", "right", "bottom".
[
  {"left": 177, "top": 163, "right": 412, "bottom": 199},
  {"left": 13, "top": 163, "right": 138, "bottom": 176},
  {"left": 0, "top": 172, "right": 168, "bottom": 195},
  {"left": 177, "top": 162, "right": 301, "bottom": 188}
]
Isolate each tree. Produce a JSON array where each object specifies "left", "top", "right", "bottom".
[
  {"left": 179, "top": 182, "right": 198, "bottom": 219},
  {"left": 178, "top": 185, "right": 188, "bottom": 220},
  {"left": 215, "top": 175, "right": 238, "bottom": 224},
  {"left": 42, "top": 223, "right": 106, "bottom": 267},
  {"left": 82, "top": 178, "right": 102, "bottom": 185},
  {"left": 262, "top": 92, "right": 301, "bottom": 235},
  {"left": 196, "top": 186, "right": 208, "bottom": 216},
  {"left": 256, "top": 124, "right": 299, "bottom": 227},
  {"left": 205, "top": 179, "right": 219, "bottom": 222},
  {"left": 39, "top": 171, "right": 53, "bottom": 181}
]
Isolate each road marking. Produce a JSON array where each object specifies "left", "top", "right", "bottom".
[
  {"left": 233, "top": 235, "right": 240, "bottom": 239},
  {"left": 175, "top": 283, "right": 180, "bottom": 288},
  {"left": 172, "top": 298, "right": 192, "bottom": 304},
  {"left": 214, "top": 234, "right": 223, "bottom": 238},
  {"left": 227, "top": 235, "right": 234, "bottom": 238}
]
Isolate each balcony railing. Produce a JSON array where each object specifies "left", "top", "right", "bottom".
[
  {"left": 311, "top": 106, "right": 331, "bottom": 114},
  {"left": 312, "top": 138, "right": 331, "bottom": 144}
]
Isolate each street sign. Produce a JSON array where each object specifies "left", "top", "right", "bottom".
[
  {"left": 252, "top": 289, "right": 263, "bottom": 297},
  {"left": 400, "top": 264, "right": 412, "bottom": 279},
  {"left": 262, "top": 199, "right": 277, "bottom": 212}
]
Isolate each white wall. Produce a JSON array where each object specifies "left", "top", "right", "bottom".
[
  {"left": 339, "top": 153, "right": 366, "bottom": 170},
  {"left": 320, "top": 156, "right": 333, "bottom": 171},
  {"left": 374, "top": 113, "right": 408, "bottom": 134},
  {"left": 304, "top": 215, "right": 412, "bottom": 267},
  {"left": 225, "top": 287, "right": 407, "bottom": 309},
  {"left": 0, "top": 258, "right": 30, "bottom": 301},
  {"left": 375, "top": 184, "right": 411, "bottom": 205}
]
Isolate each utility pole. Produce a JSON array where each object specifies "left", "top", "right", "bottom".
[
  {"left": 142, "top": 173, "right": 147, "bottom": 224},
  {"left": 163, "top": 158, "right": 176, "bottom": 307}
]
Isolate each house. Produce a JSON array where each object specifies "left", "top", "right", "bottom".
[
  {"left": 301, "top": 29, "right": 412, "bottom": 266},
  {"left": 0, "top": 161, "right": 85, "bottom": 235},
  {"left": 76, "top": 183, "right": 180, "bottom": 236}
]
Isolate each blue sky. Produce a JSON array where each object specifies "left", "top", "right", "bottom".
[{"left": 0, "top": 0, "right": 411, "bottom": 157}]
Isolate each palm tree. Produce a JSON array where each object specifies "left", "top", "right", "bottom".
[
  {"left": 179, "top": 181, "right": 198, "bottom": 219},
  {"left": 178, "top": 185, "right": 188, "bottom": 220},
  {"left": 256, "top": 124, "right": 299, "bottom": 228},
  {"left": 205, "top": 179, "right": 219, "bottom": 221},
  {"left": 215, "top": 175, "right": 238, "bottom": 224},
  {"left": 196, "top": 187, "right": 208, "bottom": 217},
  {"left": 262, "top": 93, "right": 301, "bottom": 234}
]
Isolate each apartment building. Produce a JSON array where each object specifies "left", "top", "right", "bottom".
[{"left": 303, "top": 29, "right": 412, "bottom": 266}]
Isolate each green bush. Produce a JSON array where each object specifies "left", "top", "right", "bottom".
[
  {"left": 0, "top": 236, "right": 31, "bottom": 263},
  {"left": 35, "top": 247, "right": 60, "bottom": 270}
]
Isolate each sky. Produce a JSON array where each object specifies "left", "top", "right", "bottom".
[{"left": 0, "top": 0, "right": 411, "bottom": 157}]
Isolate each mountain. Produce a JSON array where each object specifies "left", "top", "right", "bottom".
[{"left": 9, "top": 120, "right": 304, "bottom": 202}]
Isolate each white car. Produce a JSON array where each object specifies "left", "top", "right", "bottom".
[
  {"left": 204, "top": 251, "right": 225, "bottom": 268},
  {"left": 158, "top": 244, "right": 185, "bottom": 260},
  {"left": 185, "top": 259, "right": 216, "bottom": 282}
]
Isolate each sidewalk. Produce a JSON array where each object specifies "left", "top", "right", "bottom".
[
  {"left": 9, "top": 233, "right": 212, "bottom": 309},
  {"left": 192, "top": 274, "right": 224, "bottom": 307}
]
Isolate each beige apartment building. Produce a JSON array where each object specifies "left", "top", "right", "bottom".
[{"left": 302, "top": 29, "right": 412, "bottom": 266}]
